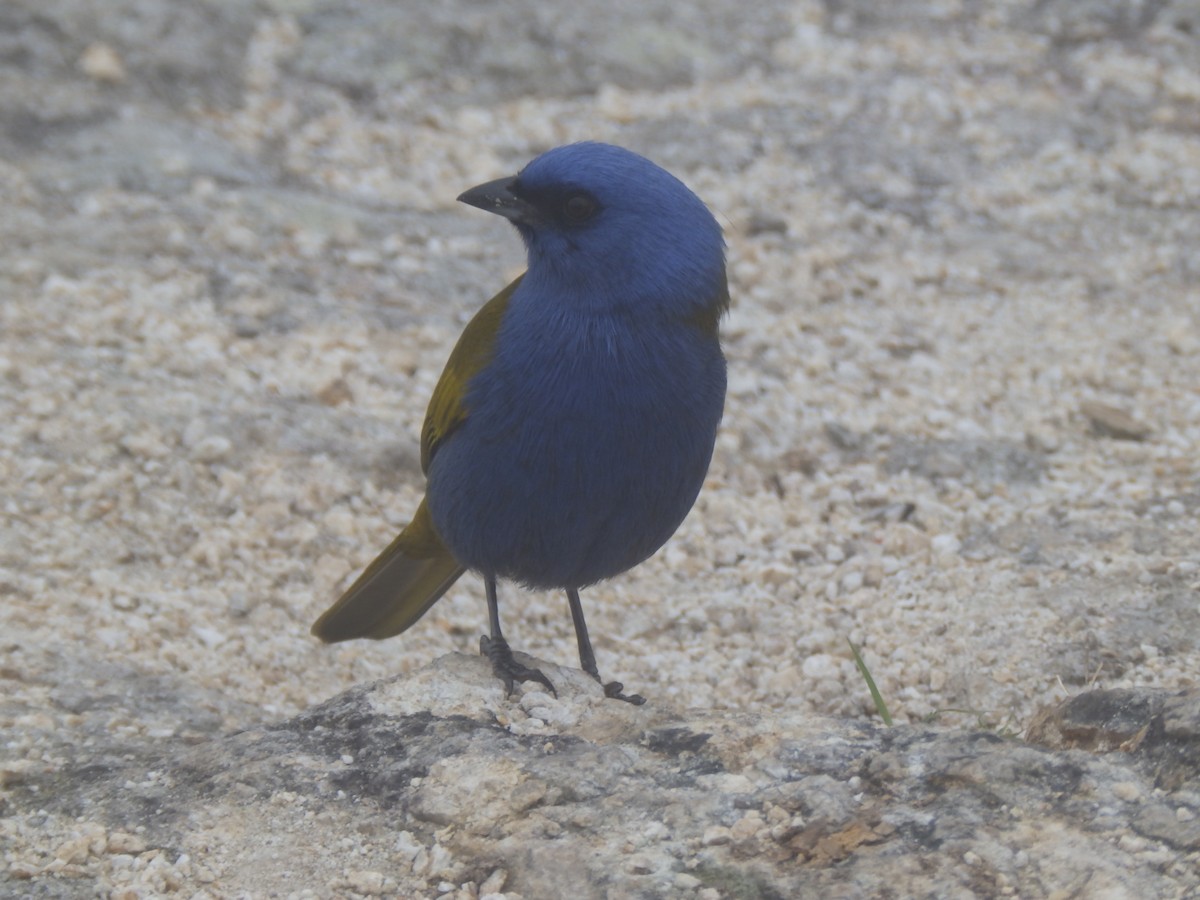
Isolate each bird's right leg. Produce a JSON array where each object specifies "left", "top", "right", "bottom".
[
  {"left": 479, "top": 575, "right": 556, "bottom": 696},
  {"left": 567, "top": 588, "right": 645, "bottom": 705}
]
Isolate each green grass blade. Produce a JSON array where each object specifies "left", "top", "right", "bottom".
[{"left": 848, "top": 639, "right": 893, "bottom": 726}]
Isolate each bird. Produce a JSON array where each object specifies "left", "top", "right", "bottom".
[{"left": 311, "top": 142, "right": 729, "bottom": 704}]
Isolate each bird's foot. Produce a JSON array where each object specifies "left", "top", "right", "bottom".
[
  {"left": 479, "top": 634, "right": 557, "bottom": 697},
  {"left": 598, "top": 677, "right": 646, "bottom": 706}
]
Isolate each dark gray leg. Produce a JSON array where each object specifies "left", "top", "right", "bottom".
[
  {"left": 478, "top": 575, "right": 556, "bottom": 696},
  {"left": 567, "top": 588, "right": 645, "bottom": 705}
]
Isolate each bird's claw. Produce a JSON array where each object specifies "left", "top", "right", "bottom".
[
  {"left": 479, "top": 634, "right": 557, "bottom": 697},
  {"left": 599, "top": 677, "right": 646, "bottom": 705}
]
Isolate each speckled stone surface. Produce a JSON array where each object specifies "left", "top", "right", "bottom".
[{"left": 6, "top": 655, "right": 1200, "bottom": 897}]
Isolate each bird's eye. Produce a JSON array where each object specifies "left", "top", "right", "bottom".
[{"left": 562, "top": 194, "right": 597, "bottom": 223}]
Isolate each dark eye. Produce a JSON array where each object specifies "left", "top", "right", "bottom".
[{"left": 562, "top": 193, "right": 597, "bottom": 223}]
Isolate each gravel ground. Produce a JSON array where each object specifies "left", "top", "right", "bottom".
[{"left": 2, "top": 0, "right": 1199, "bottom": 764}]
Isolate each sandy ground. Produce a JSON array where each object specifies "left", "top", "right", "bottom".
[{"left": 2, "top": 0, "right": 1199, "bottom": 749}]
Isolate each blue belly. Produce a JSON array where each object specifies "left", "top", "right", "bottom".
[{"left": 425, "top": 315, "right": 725, "bottom": 589}]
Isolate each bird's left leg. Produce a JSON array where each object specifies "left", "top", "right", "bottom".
[
  {"left": 479, "top": 575, "right": 557, "bottom": 696},
  {"left": 567, "top": 588, "right": 645, "bottom": 705}
]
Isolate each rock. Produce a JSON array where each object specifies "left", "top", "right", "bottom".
[
  {"left": 1028, "top": 687, "right": 1200, "bottom": 793},
  {"left": 3, "top": 656, "right": 1199, "bottom": 897},
  {"left": 884, "top": 436, "right": 1045, "bottom": 484},
  {"left": 1080, "top": 400, "right": 1153, "bottom": 441},
  {"left": 77, "top": 42, "right": 127, "bottom": 84}
]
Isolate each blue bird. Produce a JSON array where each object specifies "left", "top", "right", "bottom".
[{"left": 311, "top": 142, "right": 729, "bottom": 703}]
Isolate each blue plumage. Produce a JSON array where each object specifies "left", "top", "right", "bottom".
[
  {"left": 428, "top": 307, "right": 725, "bottom": 588},
  {"left": 312, "top": 142, "right": 728, "bottom": 702}
]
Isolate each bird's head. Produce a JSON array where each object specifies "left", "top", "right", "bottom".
[{"left": 458, "top": 142, "right": 727, "bottom": 325}]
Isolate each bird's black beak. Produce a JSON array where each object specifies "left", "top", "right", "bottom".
[{"left": 457, "top": 176, "right": 542, "bottom": 225}]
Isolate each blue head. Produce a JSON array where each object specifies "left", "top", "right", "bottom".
[{"left": 458, "top": 142, "right": 727, "bottom": 324}]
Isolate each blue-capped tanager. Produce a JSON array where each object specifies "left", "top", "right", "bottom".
[{"left": 311, "top": 142, "right": 728, "bottom": 703}]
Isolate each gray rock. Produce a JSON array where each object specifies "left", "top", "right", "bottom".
[
  {"left": 1029, "top": 686, "right": 1200, "bottom": 794},
  {"left": 4, "top": 657, "right": 1199, "bottom": 897},
  {"left": 2, "top": 0, "right": 260, "bottom": 107},
  {"left": 290, "top": 0, "right": 789, "bottom": 101},
  {"left": 27, "top": 115, "right": 269, "bottom": 196},
  {"left": 884, "top": 437, "right": 1046, "bottom": 485},
  {"left": 1020, "top": 0, "right": 1166, "bottom": 43}
]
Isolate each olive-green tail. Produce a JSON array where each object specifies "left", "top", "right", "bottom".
[{"left": 311, "top": 500, "right": 466, "bottom": 642}]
